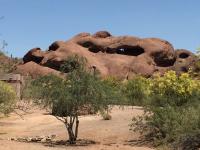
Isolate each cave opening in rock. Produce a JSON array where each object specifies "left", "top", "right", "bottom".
[
  {"left": 32, "top": 56, "right": 43, "bottom": 64},
  {"left": 79, "top": 41, "right": 101, "bottom": 53},
  {"left": 81, "top": 41, "right": 93, "bottom": 48},
  {"left": 179, "top": 53, "right": 189, "bottom": 59},
  {"left": 116, "top": 45, "right": 145, "bottom": 56},
  {"left": 43, "top": 60, "right": 63, "bottom": 71},
  {"left": 49, "top": 43, "right": 59, "bottom": 51},
  {"left": 153, "top": 52, "right": 176, "bottom": 67},
  {"left": 181, "top": 67, "right": 188, "bottom": 72},
  {"left": 23, "top": 55, "right": 43, "bottom": 64}
]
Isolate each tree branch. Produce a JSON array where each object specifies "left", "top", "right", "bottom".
[{"left": 54, "top": 116, "right": 65, "bottom": 123}]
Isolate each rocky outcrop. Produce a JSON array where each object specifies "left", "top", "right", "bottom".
[
  {"left": 172, "top": 49, "right": 196, "bottom": 73},
  {"left": 17, "top": 31, "right": 197, "bottom": 78},
  {"left": 16, "top": 61, "right": 62, "bottom": 78}
]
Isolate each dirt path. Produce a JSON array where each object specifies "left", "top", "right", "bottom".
[{"left": 0, "top": 106, "right": 154, "bottom": 150}]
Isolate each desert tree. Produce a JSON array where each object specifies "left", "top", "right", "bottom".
[{"left": 31, "top": 55, "right": 118, "bottom": 144}]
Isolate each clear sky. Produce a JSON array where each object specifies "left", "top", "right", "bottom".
[{"left": 0, "top": 0, "right": 200, "bottom": 57}]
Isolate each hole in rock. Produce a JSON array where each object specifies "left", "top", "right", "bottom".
[
  {"left": 49, "top": 43, "right": 59, "bottom": 51},
  {"left": 23, "top": 55, "right": 43, "bottom": 64},
  {"left": 116, "top": 46, "right": 145, "bottom": 56},
  {"left": 80, "top": 41, "right": 101, "bottom": 53},
  {"left": 153, "top": 52, "right": 176, "bottom": 67},
  {"left": 81, "top": 41, "right": 93, "bottom": 48},
  {"left": 32, "top": 56, "right": 43, "bottom": 64},
  {"left": 179, "top": 53, "right": 189, "bottom": 59},
  {"left": 43, "top": 60, "right": 63, "bottom": 71},
  {"left": 181, "top": 67, "right": 188, "bottom": 72}
]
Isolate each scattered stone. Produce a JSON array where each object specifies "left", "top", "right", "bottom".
[
  {"left": 41, "top": 138, "right": 46, "bottom": 143},
  {"left": 27, "top": 137, "right": 32, "bottom": 142},
  {"left": 10, "top": 137, "right": 16, "bottom": 141},
  {"left": 9, "top": 134, "right": 57, "bottom": 143},
  {"left": 9, "top": 136, "right": 97, "bottom": 147}
]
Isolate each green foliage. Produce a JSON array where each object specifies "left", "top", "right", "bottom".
[
  {"left": 31, "top": 55, "right": 118, "bottom": 144},
  {"left": 20, "top": 77, "right": 34, "bottom": 100},
  {"left": 103, "top": 76, "right": 121, "bottom": 89},
  {"left": 102, "top": 76, "right": 123, "bottom": 105},
  {"left": 130, "top": 71, "right": 200, "bottom": 149},
  {"left": 122, "top": 76, "right": 150, "bottom": 106},
  {"left": 60, "top": 55, "right": 87, "bottom": 73},
  {"left": 0, "top": 81, "right": 16, "bottom": 114},
  {"left": 31, "top": 74, "right": 64, "bottom": 109},
  {"left": 0, "top": 55, "right": 21, "bottom": 74},
  {"left": 149, "top": 71, "right": 200, "bottom": 107}
]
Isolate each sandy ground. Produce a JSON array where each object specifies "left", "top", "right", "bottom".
[{"left": 0, "top": 106, "right": 154, "bottom": 150}]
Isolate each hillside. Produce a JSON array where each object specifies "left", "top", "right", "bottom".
[{"left": 0, "top": 52, "right": 22, "bottom": 74}]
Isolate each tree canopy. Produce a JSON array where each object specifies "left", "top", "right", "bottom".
[{"left": 31, "top": 55, "right": 118, "bottom": 144}]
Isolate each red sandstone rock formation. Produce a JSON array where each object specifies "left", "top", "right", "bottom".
[{"left": 16, "top": 31, "right": 197, "bottom": 78}]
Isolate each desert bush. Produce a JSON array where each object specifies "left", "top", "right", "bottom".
[
  {"left": 102, "top": 76, "right": 123, "bottom": 105},
  {"left": 99, "top": 76, "right": 124, "bottom": 119},
  {"left": 149, "top": 71, "right": 200, "bottom": 107},
  {"left": 31, "top": 55, "right": 118, "bottom": 144},
  {"left": 122, "top": 76, "right": 150, "bottom": 106},
  {"left": 131, "top": 71, "right": 200, "bottom": 149},
  {"left": 60, "top": 54, "right": 87, "bottom": 73},
  {"left": 0, "top": 81, "right": 16, "bottom": 114}
]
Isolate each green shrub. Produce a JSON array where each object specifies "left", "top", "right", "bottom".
[
  {"left": 122, "top": 76, "right": 150, "bottom": 106},
  {"left": 60, "top": 54, "right": 87, "bottom": 73},
  {"left": 131, "top": 71, "right": 200, "bottom": 149},
  {"left": 0, "top": 81, "right": 16, "bottom": 114},
  {"left": 149, "top": 71, "right": 200, "bottom": 107},
  {"left": 102, "top": 76, "right": 123, "bottom": 105}
]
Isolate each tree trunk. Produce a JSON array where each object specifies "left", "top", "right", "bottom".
[
  {"left": 74, "top": 116, "right": 79, "bottom": 140},
  {"left": 65, "top": 115, "right": 79, "bottom": 144},
  {"left": 67, "top": 125, "right": 76, "bottom": 144}
]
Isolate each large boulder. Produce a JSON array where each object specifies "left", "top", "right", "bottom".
[
  {"left": 16, "top": 61, "right": 62, "bottom": 78},
  {"left": 17, "top": 31, "right": 197, "bottom": 78},
  {"left": 23, "top": 48, "right": 45, "bottom": 64},
  {"left": 92, "top": 31, "right": 112, "bottom": 38},
  {"left": 172, "top": 49, "right": 197, "bottom": 73}
]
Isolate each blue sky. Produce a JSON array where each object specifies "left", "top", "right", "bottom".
[{"left": 0, "top": 0, "right": 200, "bottom": 57}]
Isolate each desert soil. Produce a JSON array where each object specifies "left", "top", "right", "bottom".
[{"left": 0, "top": 106, "right": 154, "bottom": 150}]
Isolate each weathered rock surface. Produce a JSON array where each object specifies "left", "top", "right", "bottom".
[
  {"left": 17, "top": 31, "right": 197, "bottom": 78},
  {"left": 16, "top": 61, "right": 62, "bottom": 78}
]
